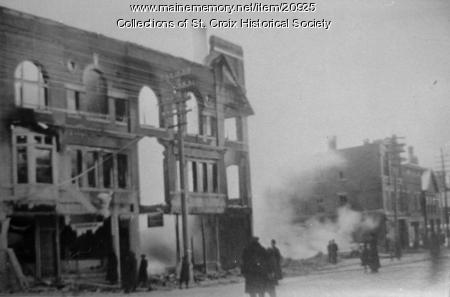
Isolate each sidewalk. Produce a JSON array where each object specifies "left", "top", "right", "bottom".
[{"left": 313, "top": 249, "right": 446, "bottom": 275}]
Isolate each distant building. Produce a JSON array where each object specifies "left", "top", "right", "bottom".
[
  {"left": 295, "top": 137, "right": 443, "bottom": 249},
  {"left": 0, "top": 7, "right": 253, "bottom": 290}
]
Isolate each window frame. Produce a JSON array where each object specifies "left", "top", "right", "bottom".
[
  {"left": 12, "top": 128, "right": 56, "bottom": 185},
  {"left": 185, "top": 159, "right": 219, "bottom": 194},
  {"left": 14, "top": 61, "right": 48, "bottom": 109},
  {"left": 69, "top": 146, "right": 130, "bottom": 190}
]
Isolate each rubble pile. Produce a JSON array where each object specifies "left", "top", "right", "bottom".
[{"left": 282, "top": 252, "right": 329, "bottom": 277}]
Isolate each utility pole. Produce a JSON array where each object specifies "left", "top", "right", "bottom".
[
  {"left": 440, "top": 148, "right": 450, "bottom": 243},
  {"left": 175, "top": 91, "right": 191, "bottom": 276},
  {"left": 388, "top": 135, "right": 405, "bottom": 259},
  {"left": 165, "top": 69, "right": 194, "bottom": 283}
]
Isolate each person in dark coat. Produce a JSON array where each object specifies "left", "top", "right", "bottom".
[
  {"left": 241, "top": 237, "right": 269, "bottom": 297},
  {"left": 137, "top": 254, "right": 149, "bottom": 289},
  {"left": 179, "top": 255, "right": 190, "bottom": 289},
  {"left": 368, "top": 235, "right": 380, "bottom": 273},
  {"left": 327, "top": 240, "right": 332, "bottom": 263},
  {"left": 265, "top": 244, "right": 279, "bottom": 297},
  {"left": 267, "top": 239, "right": 283, "bottom": 283},
  {"left": 106, "top": 251, "right": 118, "bottom": 284},
  {"left": 330, "top": 239, "right": 338, "bottom": 264},
  {"left": 360, "top": 243, "right": 369, "bottom": 273},
  {"left": 122, "top": 250, "right": 137, "bottom": 293}
]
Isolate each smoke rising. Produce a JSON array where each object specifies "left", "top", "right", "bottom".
[{"left": 254, "top": 151, "right": 380, "bottom": 259}]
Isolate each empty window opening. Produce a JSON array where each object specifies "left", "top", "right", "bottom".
[
  {"left": 138, "top": 86, "right": 159, "bottom": 126},
  {"left": 186, "top": 92, "right": 200, "bottom": 135},
  {"left": 102, "top": 153, "right": 114, "bottom": 188},
  {"left": 226, "top": 165, "right": 239, "bottom": 199},
  {"left": 14, "top": 61, "right": 47, "bottom": 108},
  {"left": 70, "top": 149, "right": 83, "bottom": 187},
  {"left": 35, "top": 148, "right": 52, "bottom": 183},
  {"left": 212, "top": 164, "right": 218, "bottom": 193},
  {"left": 225, "top": 118, "right": 238, "bottom": 141},
  {"left": 202, "top": 163, "right": 208, "bottom": 192},
  {"left": 185, "top": 161, "right": 218, "bottom": 193},
  {"left": 192, "top": 161, "right": 198, "bottom": 192},
  {"left": 14, "top": 131, "right": 55, "bottom": 184},
  {"left": 114, "top": 99, "right": 128, "bottom": 123},
  {"left": 83, "top": 69, "right": 108, "bottom": 114},
  {"left": 86, "top": 151, "right": 99, "bottom": 188},
  {"left": 66, "top": 89, "right": 81, "bottom": 112},
  {"left": 70, "top": 148, "right": 129, "bottom": 190},
  {"left": 16, "top": 146, "right": 28, "bottom": 184}
]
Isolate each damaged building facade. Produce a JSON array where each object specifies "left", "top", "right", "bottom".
[
  {"left": 0, "top": 7, "right": 253, "bottom": 289},
  {"left": 296, "top": 137, "right": 443, "bottom": 250}
]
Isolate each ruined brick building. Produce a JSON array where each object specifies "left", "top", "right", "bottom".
[
  {"left": 295, "top": 137, "right": 443, "bottom": 249},
  {"left": 0, "top": 7, "right": 253, "bottom": 288}
]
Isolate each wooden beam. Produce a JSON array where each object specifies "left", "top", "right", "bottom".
[
  {"left": 54, "top": 215, "right": 61, "bottom": 283},
  {"left": 34, "top": 217, "right": 41, "bottom": 279}
]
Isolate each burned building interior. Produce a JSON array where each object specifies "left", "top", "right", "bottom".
[{"left": 0, "top": 7, "right": 254, "bottom": 289}]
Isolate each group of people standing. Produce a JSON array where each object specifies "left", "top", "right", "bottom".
[
  {"left": 105, "top": 251, "right": 153, "bottom": 293},
  {"left": 241, "top": 237, "right": 283, "bottom": 297}
]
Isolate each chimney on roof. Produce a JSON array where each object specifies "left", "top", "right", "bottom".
[
  {"left": 327, "top": 136, "right": 337, "bottom": 151},
  {"left": 363, "top": 139, "right": 370, "bottom": 145},
  {"left": 408, "top": 146, "right": 419, "bottom": 164},
  {"left": 192, "top": 27, "right": 208, "bottom": 64}
]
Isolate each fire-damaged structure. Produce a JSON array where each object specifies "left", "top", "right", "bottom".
[
  {"left": 0, "top": 7, "right": 254, "bottom": 290},
  {"left": 296, "top": 137, "right": 444, "bottom": 250}
]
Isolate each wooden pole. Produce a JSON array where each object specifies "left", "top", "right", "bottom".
[
  {"left": 176, "top": 93, "right": 193, "bottom": 282},
  {"left": 111, "top": 204, "right": 121, "bottom": 282},
  {"left": 440, "top": 148, "right": 449, "bottom": 241},
  {"left": 175, "top": 214, "right": 180, "bottom": 263},
  {"left": 201, "top": 216, "right": 207, "bottom": 273},
  {"left": 35, "top": 217, "right": 42, "bottom": 279},
  {"left": 54, "top": 215, "right": 61, "bottom": 283}
]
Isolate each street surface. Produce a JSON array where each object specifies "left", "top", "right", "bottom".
[{"left": 8, "top": 252, "right": 450, "bottom": 297}]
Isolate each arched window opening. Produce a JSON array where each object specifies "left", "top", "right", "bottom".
[
  {"left": 186, "top": 92, "right": 199, "bottom": 135},
  {"left": 225, "top": 118, "right": 238, "bottom": 141},
  {"left": 138, "top": 86, "right": 159, "bottom": 127},
  {"left": 226, "top": 165, "right": 240, "bottom": 199},
  {"left": 83, "top": 69, "right": 108, "bottom": 114},
  {"left": 14, "top": 61, "right": 47, "bottom": 108}
]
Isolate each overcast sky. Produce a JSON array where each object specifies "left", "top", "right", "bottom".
[{"left": 1, "top": 0, "right": 450, "bottom": 199}]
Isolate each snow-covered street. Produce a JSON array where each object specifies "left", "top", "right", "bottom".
[{"left": 9, "top": 252, "right": 450, "bottom": 297}]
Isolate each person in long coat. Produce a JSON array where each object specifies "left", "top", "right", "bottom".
[
  {"left": 330, "top": 240, "right": 338, "bottom": 264},
  {"left": 137, "top": 254, "right": 148, "bottom": 288},
  {"left": 360, "top": 243, "right": 369, "bottom": 273},
  {"left": 267, "top": 239, "right": 283, "bottom": 283},
  {"left": 265, "top": 244, "right": 280, "bottom": 297},
  {"left": 327, "top": 240, "right": 333, "bottom": 263},
  {"left": 122, "top": 250, "right": 137, "bottom": 293},
  {"left": 368, "top": 235, "right": 380, "bottom": 273},
  {"left": 241, "top": 237, "right": 269, "bottom": 297},
  {"left": 179, "top": 255, "right": 190, "bottom": 289}
]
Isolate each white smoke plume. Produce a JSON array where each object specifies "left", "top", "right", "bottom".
[{"left": 254, "top": 151, "right": 380, "bottom": 259}]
